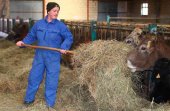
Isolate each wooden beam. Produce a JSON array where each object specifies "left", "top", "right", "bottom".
[
  {"left": 43, "top": 0, "right": 46, "bottom": 17},
  {"left": 87, "top": 0, "right": 89, "bottom": 21}
]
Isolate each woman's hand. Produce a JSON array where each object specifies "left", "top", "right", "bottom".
[
  {"left": 16, "top": 41, "right": 24, "bottom": 46},
  {"left": 60, "top": 49, "right": 67, "bottom": 54}
]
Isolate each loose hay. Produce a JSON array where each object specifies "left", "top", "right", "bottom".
[
  {"left": 0, "top": 40, "right": 34, "bottom": 93},
  {"left": 0, "top": 39, "right": 15, "bottom": 49},
  {"left": 0, "top": 40, "right": 89, "bottom": 111},
  {"left": 1, "top": 40, "right": 170, "bottom": 110},
  {"left": 72, "top": 40, "right": 149, "bottom": 110}
]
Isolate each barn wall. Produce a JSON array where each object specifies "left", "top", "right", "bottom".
[
  {"left": 159, "top": 0, "right": 170, "bottom": 23},
  {"left": 128, "top": 0, "right": 170, "bottom": 23},
  {"left": 0, "top": 0, "right": 10, "bottom": 18},
  {"left": 98, "top": 0, "right": 117, "bottom": 21},
  {"left": 10, "top": 0, "right": 43, "bottom": 20},
  {"left": 46, "top": 0, "right": 98, "bottom": 21},
  {"left": 117, "top": 1, "right": 130, "bottom": 17},
  {"left": 160, "top": 0, "right": 170, "bottom": 16},
  {"left": 89, "top": 0, "right": 98, "bottom": 20},
  {"left": 131, "top": 0, "right": 157, "bottom": 17}
]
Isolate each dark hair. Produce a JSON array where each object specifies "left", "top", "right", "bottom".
[{"left": 46, "top": 2, "right": 60, "bottom": 13}]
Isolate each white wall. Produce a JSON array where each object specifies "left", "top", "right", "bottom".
[
  {"left": 45, "top": 0, "right": 98, "bottom": 21},
  {"left": 9, "top": 0, "right": 98, "bottom": 21}
]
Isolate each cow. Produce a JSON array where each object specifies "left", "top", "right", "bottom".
[
  {"left": 127, "top": 36, "right": 170, "bottom": 72},
  {"left": 127, "top": 36, "right": 170, "bottom": 103},
  {"left": 6, "top": 22, "right": 29, "bottom": 42},
  {"left": 125, "top": 27, "right": 170, "bottom": 47},
  {"left": 150, "top": 58, "right": 170, "bottom": 103},
  {"left": 131, "top": 58, "right": 170, "bottom": 103},
  {"left": 125, "top": 27, "right": 143, "bottom": 47}
]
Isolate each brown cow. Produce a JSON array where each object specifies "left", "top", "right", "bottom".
[
  {"left": 126, "top": 37, "right": 170, "bottom": 72},
  {"left": 125, "top": 27, "right": 170, "bottom": 47},
  {"left": 127, "top": 37, "right": 170, "bottom": 103}
]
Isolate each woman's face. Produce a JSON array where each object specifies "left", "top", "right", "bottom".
[{"left": 48, "top": 6, "right": 60, "bottom": 20}]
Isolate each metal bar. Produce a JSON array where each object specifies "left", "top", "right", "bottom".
[{"left": 109, "top": 17, "right": 170, "bottom": 20}]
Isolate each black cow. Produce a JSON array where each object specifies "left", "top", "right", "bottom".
[
  {"left": 131, "top": 58, "right": 170, "bottom": 103},
  {"left": 6, "top": 22, "right": 29, "bottom": 42},
  {"left": 149, "top": 58, "right": 170, "bottom": 103}
]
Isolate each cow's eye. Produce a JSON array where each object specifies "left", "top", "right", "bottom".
[
  {"left": 141, "top": 47, "right": 146, "bottom": 50},
  {"left": 139, "top": 45, "right": 147, "bottom": 51},
  {"left": 125, "top": 38, "right": 133, "bottom": 44},
  {"left": 126, "top": 40, "right": 132, "bottom": 43}
]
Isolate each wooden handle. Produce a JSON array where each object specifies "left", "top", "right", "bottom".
[{"left": 22, "top": 44, "right": 74, "bottom": 55}]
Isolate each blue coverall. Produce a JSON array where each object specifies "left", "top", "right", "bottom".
[{"left": 22, "top": 16, "right": 73, "bottom": 107}]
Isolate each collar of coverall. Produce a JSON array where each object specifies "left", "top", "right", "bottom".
[{"left": 44, "top": 15, "right": 56, "bottom": 24}]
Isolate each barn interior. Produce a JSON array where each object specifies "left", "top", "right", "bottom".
[{"left": 0, "top": 0, "right": 170, "bottom": 111}]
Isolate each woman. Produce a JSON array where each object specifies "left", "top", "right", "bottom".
[{"left": 16, "top": 2, "right": 73, "bottom": 108}]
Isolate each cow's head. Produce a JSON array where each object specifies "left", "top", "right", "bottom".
[
  {"left": 126, "top": 37, "right": 160, "bottom": 72},
  {"left": 125, "top": 27, "right": 143, "bottom": 47}
]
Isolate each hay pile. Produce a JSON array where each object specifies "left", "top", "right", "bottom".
[
  {"left": 72, "top": 40, "right": 150, "bottom": 110},
  {"left": 1, "top": 39, "right": 170, "bottom": 111},
  {"left": 0, "top": 40, "right": 94, "bottom": 111},
  {"left": 0, "top": 40, "right": 34, "bottom": 93}
]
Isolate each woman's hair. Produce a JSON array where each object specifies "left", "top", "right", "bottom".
[{"left": 46, "top": 2, "right": 60, "bottom": 13}]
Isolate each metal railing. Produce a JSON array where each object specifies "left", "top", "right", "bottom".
[
  {"left": 1, "top": 18, "right": 170, "bottom": 48},
  {"left": 0, "top": 18, "right": 34, "bottom": 33}
]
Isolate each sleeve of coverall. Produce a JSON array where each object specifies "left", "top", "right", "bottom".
[
  {"left": 22, "top": 23, "right": 37, "bottom": 44},
  {"left": 60, "top": 27, "right": 73, "bottom": 50}
]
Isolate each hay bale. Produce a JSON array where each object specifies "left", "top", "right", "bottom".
[{"left": 72, "top": 40, "right": 148, "bottom": 110}]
